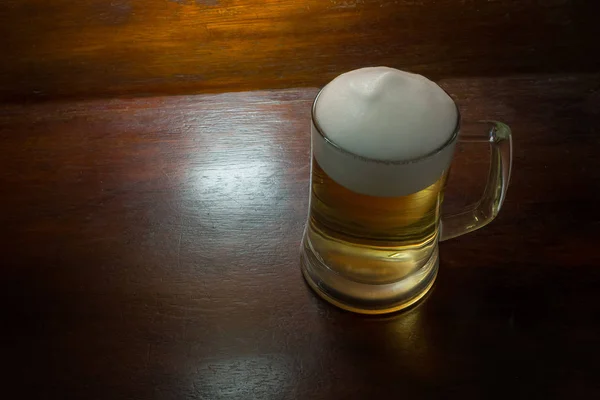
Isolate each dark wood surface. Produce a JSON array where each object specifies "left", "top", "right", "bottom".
[
  {"left": 2, "top": 74, "right": 599, "bottom": 398},
  {"left": 2, "top": 0, "right": 600, "bottom": 102}
]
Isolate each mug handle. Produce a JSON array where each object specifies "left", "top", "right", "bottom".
[{"left": 440, "top": 121, "right": 513, "bottom": 241}]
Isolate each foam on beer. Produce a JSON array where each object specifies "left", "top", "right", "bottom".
[{"left": 312, "top": 67, "right": 458, "bottom": 197}]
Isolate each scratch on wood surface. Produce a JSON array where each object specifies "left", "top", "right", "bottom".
[
  {"left": 168, "top": 0, "right": 219, "bottom": 5},
  {"left": 145, "top": 343, "right": 151, "bottom": 367},
  {"left": 162, "top": 168, "right": 173, "bottom": 183},
  {"left": 95, "top": 0, "right": 132, "bottom": 25},
  {"left": 296, "top": 164, "right": 310, "bottom": 174},
  {"left": 176, "top": 230, "right": 183, "bottom": 269}
]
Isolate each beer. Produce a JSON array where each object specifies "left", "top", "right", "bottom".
[
  {"left": 301, "top": 66, "right": 459, "bottom": 313},
  {"left": 307, "top": 157, "right": 448, "bottom": 284},
  {"left": 300, "top": 67, "right": 513, "bottom": 314}
]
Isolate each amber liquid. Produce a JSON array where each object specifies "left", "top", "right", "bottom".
[{"left": 307, "top": 157, "right": 447, "bottom": 284}]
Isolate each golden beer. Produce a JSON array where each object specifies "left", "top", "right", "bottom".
[
  {"left": 300, "top": 67, "right": 513, "bottom": 314},
  {"left": 306, "top": 157, "right": 447, "bottom": 285}
]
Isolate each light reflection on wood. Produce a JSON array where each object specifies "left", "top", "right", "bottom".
[{"left": 1, "top": 0, "right": 597, "bottom": 101}]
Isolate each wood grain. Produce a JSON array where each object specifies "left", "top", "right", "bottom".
[
  {"left": 1, "top": 0, "right": 599, "bottom": 102},
  {"left": 1, "top": 75, "right": 599, "bottom": 398}
]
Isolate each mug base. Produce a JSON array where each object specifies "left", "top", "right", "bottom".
[{"left": 300, "top": 237, "right": 438, "bottom": 315}]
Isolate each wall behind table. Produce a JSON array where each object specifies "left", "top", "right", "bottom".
[{"left": 1, "top": 0, "right": 598, "bottom": 102}]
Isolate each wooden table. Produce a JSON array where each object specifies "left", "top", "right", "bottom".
[
  {"left": 2, "top": 74, "right": 599, "bottom": 398},
  {"left": 2, "top": 0, "right": 600, "bottom": 102},
  {"left": 2, "top": 0, "right": 600, "bottom": 398}
]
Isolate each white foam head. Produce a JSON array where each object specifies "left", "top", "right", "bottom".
[{"left": 312, "top": 67, "right": 459, "bottom": 197}]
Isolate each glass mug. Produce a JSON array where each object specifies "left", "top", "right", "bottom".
[{"left": 300, "top": 82, "right": 513, "bottom": 314}]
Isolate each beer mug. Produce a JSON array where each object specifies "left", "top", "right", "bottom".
[{"left": 300, "top": 68, "right": 512, "bottom": 314}]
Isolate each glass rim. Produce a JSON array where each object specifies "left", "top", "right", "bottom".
[{"left": 311, "top": 86, "right": 462, "bottom": 165}]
